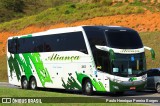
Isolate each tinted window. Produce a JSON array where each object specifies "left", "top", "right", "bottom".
[
  {"left": 105, "top": 31, "right": 143, "bottom": 49},
  {"left": 43, "top": 34, "right": 60, "bottom": 52},
  {"left": 93, "top": 50, "right": 111, "bottom": 73},
  {"left": 17, "top": 37, "right": 44, "bottom": 53},
  {"left": 8, "top": 32, "right": 87, "bottom": 54},
  {"left": 85, "top": 31, "right": 107, "bottom": 47},
  {"left": 43, "top": 32, "right": 87, "bottom": 53},
  {"left": 59, "top": 32, "right": 87, "bottom": 53},
  {"left": 85, "top": 30, "right": 110, "bottom": 73},
  {"left": 8, "top": 39, "right": 17, "bottom": 53},
  {"left": 147, "top": 69, "right": 159, "bottom": 77}
]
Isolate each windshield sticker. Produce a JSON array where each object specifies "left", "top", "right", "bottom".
[
  {"left": 128, "top": 68, "right": 132, "bottom": 74},
  {"left": 94, "top": 70, "right": 97, "bottom": 75},
  {"left": 137, "top": 60, "right": 139, "bottom": 70},
  {"left": 113, "top": 68, "right": 119, "bottom": 72},
  {"left": 131, "top": 55, "right": 135, "bottom": 61}
]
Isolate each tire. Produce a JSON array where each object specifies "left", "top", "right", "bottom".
[
  {"left": 21, "top": 77, "right": 29, "bottom": 89},
  {"left": 29, "top": 77, "right": 37, "bottom": 90},
  {"left": 156, "top": 83, "right": 160, "bottom": 93},
  {"left": 82, "top": 79, "right": 93, "bottom": 95}
]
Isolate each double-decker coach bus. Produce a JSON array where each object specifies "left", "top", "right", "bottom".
[{"left": 7, "top": 26, "right": 155, "bottom": 95}]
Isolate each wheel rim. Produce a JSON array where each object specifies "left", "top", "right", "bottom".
[
  {"left": 23, "top": 79, "right": 28, "bottom": 89},
  {"left": 31, "top": 80, "right": 36, "bottom": 89},
  {"left": 85, "top": 82, "right": 91, "bottom": 93},
  {"left": 157, "top": 85, "right": 160, "bottom": 93}
]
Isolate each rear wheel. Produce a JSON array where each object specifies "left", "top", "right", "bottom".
[
  {"left": 82, "top": 79, "right": 93, "bottom": 95},
  {"left": 21, "top": 77, "right": 29, "bottom": 89},
  {"left": 29, "top": 77, "right": 37, "bottom": 90},
  {"left": 156, "top": 83, "right": 160, "bottom": 93}
]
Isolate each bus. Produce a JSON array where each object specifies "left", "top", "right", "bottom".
[{"left": 7, "top": 26, "right": 155, "bottom": 95}]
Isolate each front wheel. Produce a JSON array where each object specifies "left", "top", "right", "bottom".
[
  {"left": 156, "top": 83, "right": 160, "bottom": 93},
  {"left": 29, "top": 77, "right": 37, "bottom": 90},
  {"left": 82, "top": 79, "right": 93, "bottom": 95}
]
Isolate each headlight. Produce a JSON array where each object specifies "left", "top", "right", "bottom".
[
  {"left": 113, "top": 85, "right": 119, "bottom": 90},
  {"left": 113, "top": 79, "right": 122, "bottom": 83}
]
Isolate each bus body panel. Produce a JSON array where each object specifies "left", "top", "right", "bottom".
[{"left": 7, "top": 26, "right": 148, "bottom": 93}]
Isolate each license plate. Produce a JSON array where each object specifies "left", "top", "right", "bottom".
[{"left": 130, "top": 87, "right": 136, "bottom": 90}]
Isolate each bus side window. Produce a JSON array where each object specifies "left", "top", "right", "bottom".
[
  {"left": 85, "top": 30, "right": 110, "bottom": 73},
  {"left": 94, "top": 50, "right": 110, "bottom": 73},
  {"left": 8, "top": 39, "right": 17, "bottom": 54},
  {"left": 33, "top": 37, "right": 44, "bottom": 52},
  {"left": 59, "top": 32, "right": 88, "bottom": 54},
  {"left": 43, "top": 35, "right": 60, "bottom": 52},
  {"left": 44, "top": 43, "right": 51, "bottom": 52}
]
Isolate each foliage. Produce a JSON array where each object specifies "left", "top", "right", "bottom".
[
  {"left": 1, "top": 0, "right": 25, "bottom": 12},
  {"left": 0, "top": 3, "right": 145, "bottom": 32}
]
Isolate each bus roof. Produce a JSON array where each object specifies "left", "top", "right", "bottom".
[
  {"left": 82, "top": 26, "right": 135, "bottom": 32},
  {"left": 8, "top": 25, "right": 135, "bottom": 40}
]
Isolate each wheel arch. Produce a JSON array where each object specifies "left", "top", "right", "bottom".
[
  {"left": 82, "top": 77, "right": 92, "bottom": 88},
  {"left": 81, "top": 77, "right": 93, "bottom": 95},
  {"left": 21, "top": 75, "right": 27, "bottom": 81},
  {"left": 29, "top": 75, "right": 35, "bottom": 81},
  {"left": 156, "top": 82, "right": 160, "bottom": 88}
]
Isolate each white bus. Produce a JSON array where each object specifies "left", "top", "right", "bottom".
[{"left": 7, "top": 26, "right": 155, "bottom": 95}]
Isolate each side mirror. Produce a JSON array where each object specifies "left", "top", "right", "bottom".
[
  {"left": 109, "top": 49, "right": 115, "bottom": 61},
  {"left": 150, "top": 48, "right": 155, "bottom": 60},
  {"left": 144, "top": 46, "right": 155, "bottom": 60}
]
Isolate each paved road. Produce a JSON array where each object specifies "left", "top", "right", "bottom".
[
  {"left": 0, "top": 82, "right": 159, "bottom": 105},
  {"left": 0, "top": 82, "right": 18, "bottom": 88}
]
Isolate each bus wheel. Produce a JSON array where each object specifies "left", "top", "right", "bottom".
[
  {"left": 29, "top": 77, "right": 37, "bottom": 90},
  {"left": 21, "top": 77, "right": 29, "bottom": 89},
  {"left": 83, "top": 79, "right": 93, "bottom": 95},
  {"left": 156, "top": 83, "right": 160, "bottom": 93}
]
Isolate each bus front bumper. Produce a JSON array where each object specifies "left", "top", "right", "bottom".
[{"left": 109, "top": 80, "right": 146, "bottom": 92}]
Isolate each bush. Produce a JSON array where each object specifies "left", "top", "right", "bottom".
[{"left": 1, "top": 0, "right": 25, "bottom": 12}]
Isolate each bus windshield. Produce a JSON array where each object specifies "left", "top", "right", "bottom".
[
  {"left": 105, "top": 31, "right": 143, "bottom": 49},
  {"left": 111, "top": 53, "right": 146, "bottom": 77}
]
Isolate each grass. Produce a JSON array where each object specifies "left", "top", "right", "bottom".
[
  {"left": 0, "top": 87, "right": 79, "bottom": 97},
  {"left": 0, "top": 0, "right": 71, "bottom": 23},
  {"left": 1, "top": 1, "right": 160, "bottom": 32},
  {"left": 0, "top": 87, "right": 147, "bottom": 106},
  {"left": 0, "top": 55, "right": 7, "bottom": 81},
  {"left": 0, "top": 31, "right": 159, "bottom": 81},
  {"left": 0, "top": 3, "right": 145, "bottom": 32},
  {"left": 139, "top": 31, "right": 160, "bottom": 69}
]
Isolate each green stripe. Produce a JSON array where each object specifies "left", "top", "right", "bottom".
[{"left": 8, "top": 53, "right": 52, "bottom": 87}]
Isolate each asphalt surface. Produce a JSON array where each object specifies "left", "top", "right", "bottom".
[
  {"left": 0, "top": 82, "right": 159, "bottom": 105},
  {"left": 0, "top": 82, "right": 18, "bottom": 88}
]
